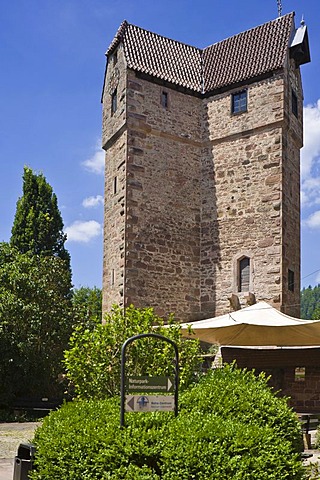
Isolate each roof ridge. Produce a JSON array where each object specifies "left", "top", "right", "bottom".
[
  {"left": 203, "top": 12, "right": 295, "bottom": 52},
  {"left": 106, "top": 20, "right": 128, "bottom": 56},
  {"left": 107, "top": 12, "right": 295, "bottom": 58},
  {"left": 105, "top": 12, "right": 299, "bottom": 95},
  {"left": 125, "top": 21, "right": 202, "bottom": 53},
  {"left": 107, "top": 19, "right": 202, "bottom": 57}
]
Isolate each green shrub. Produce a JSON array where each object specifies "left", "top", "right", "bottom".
[
  {"left": 30, "top": 366, "right": 304, "bottom": 479},
  {"left": 64, "top": 305, "right": 202, "bottom": 399},
  {"left": 161, "top": 412, "right": 302, "bottom": 479},
  {"left": 180, "top": 365, "right": 303, "bottom": 453}
]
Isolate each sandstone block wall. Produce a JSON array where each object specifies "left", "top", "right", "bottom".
[
  {"left": 102, "top": 46, "right": 127, "bottom": 313},
  {"left": 124, "top": 71, "right": 203, "bottom": 320},
  {"left": 102, "top": 48, "right": 303, "bottom": 321},
  {"left": 280, "top": 58, "right": 303, "bottom": 317},
  {"left": 203, "top": 75, "right": 286, "bottom": 315}
]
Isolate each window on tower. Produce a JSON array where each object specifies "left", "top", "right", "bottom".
[
  {"left": 161, "top": 91, "right": 169, "bottom": 108},
  {"left": 292, "top": 89, "right": 298, "bottom": 117},
  {"left": 238, "top": 256, "right": 250, "bottom": 292},
  {"left": 231, "top": 90, "right": 247, "bottom": 114},
  {"left": 288, "top": 269, "right": 295, "bottom": 292},
  {"left": 111, "top": 89, "right": 117, "bottom": 115}
]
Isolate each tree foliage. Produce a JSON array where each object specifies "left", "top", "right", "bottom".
[
  {"left": 64, "top": 305, "right": 202, "bottom": 399},
  {"left": 11, "top": 166, "right": 70, "bottom": 264},
  {"left": 301, "top": 284, "right": 320, "bottom": 319},
  {"left": 72, "top": 286, "right": 102, "bottom": 327},
  {"left": 0, "top": 243, "right": 74, "bottom": 404}
]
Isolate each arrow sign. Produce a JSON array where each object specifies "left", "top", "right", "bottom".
[
  {"left": 125, "top": 395, "right": 175, "bottom": 412},
  {"left": 126, "top": 376, "right": 174, "bottom": 393},
  {"left": 126, "top": 396, "right": 135, "bottom": 412}
]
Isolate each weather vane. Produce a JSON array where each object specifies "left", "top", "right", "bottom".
[{"left": 277, "top": 0, "right": 282, "bottom": 17}]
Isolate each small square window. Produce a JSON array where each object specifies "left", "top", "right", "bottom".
[
  {"left": 288, "top": 269, "right": 295, "bottom": 292},
  {"left": 111, "top": 89, "right": 117, "bottom": 115},
  {"left": 232, "top": 90, "right": 247, "bottom": 114},
  {"left": 292, "top": 90, "right": 298, "bottom": 117},
  {"left": 161, "top": 91, "right": 168, "bottom": 108}
]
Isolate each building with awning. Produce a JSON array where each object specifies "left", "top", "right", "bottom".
[{"left": 180, "top": 302, "right": 320, "bottom": 411}]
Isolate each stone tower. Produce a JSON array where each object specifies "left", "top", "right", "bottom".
[{"left": 102, "top": 14, "right": 310, "bottom": 321}]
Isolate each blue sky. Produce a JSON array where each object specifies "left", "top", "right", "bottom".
[{"left": 0, "top": 0, "right": 319, "bottom": 290}]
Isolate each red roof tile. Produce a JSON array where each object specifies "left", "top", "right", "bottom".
[
  {"left": 203, "top": 13, "right": 295, "bottom": 92},
  {"left": 106, "top": 13, "right": 295, "bottom": 94}
]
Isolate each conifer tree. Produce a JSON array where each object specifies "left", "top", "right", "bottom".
[{"left": 11, "top": 166, "right": 70, "bottom": 265}]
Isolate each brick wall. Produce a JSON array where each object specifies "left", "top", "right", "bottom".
[{"left": 222, "top": 347, "right": 320, "bottom": 412}]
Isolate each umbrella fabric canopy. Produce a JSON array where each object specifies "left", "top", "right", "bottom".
[{"left": 180, "top": 302, "right": 320, "bottom": 346}]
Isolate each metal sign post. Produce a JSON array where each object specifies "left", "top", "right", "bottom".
[{"left": 120, "top": 333, "right": 179, "bottom": 427}]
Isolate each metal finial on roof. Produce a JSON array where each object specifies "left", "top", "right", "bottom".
[
  {"left": 301, "top": 15, "right": 305, "bottom": 26},
  {"left": 277, "top": 0, "right": 282, "bottom": 17}
]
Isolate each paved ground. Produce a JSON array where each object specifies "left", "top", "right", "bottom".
[{"left": 0, "top": 422, "right": 39, "bottom": 480}]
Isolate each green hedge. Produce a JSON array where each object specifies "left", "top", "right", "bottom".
[
  {"left": 30, "top": 366, "right": 304, "bottom": 479},
  {"left": 180, "top": 366, "right": 302, "bottom": 453}
]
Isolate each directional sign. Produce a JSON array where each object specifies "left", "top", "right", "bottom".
[
  {"left": 125, "top": 395, "right": 175, "bottom": 412},
  {"left": 120, "top": 333, "right": 179, "bottom": 426},
  {"left": 126, "top": 376, "right": 174, "bottom": 393}
]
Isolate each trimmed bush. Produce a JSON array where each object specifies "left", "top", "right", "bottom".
[
  {"left": 30, "top": 367, "right": 304, "bottom": 479},
  {"left": 180, "top": 365, "right": 303, "bottom": 453}
]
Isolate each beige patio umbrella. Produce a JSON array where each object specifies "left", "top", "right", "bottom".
[{"left": 180, "top": 302, "right": 320, "bottom": 346}]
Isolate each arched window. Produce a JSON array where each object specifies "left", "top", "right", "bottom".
[{"left": 238, "top": 256, "right": 250, "bottom": 292}]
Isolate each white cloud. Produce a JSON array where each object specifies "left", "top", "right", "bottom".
[
  {"left": 66, "top": 220, "right": 102, "bottom": 243},
  {"left": 82, "top": 195, "right": 104, "bottom": 208},
  {"left": 82, "top": 141, "right": 105, "bottom": 175},
  {"left": 301, "top": 100, "right": 320, "bottom": 207},
  {"left": 304, "top": 210, "right": 320, "bottom": 229}
]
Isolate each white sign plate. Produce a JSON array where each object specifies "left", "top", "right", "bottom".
[{"left": 125, "top": 395, "right": 175, "bottom": 412}]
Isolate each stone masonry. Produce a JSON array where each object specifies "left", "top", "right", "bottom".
[{"left": 102, "top": 14, "right": 310, "bottom": 321}]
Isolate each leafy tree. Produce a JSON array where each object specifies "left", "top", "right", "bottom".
[
  {"left": 64, "top": 305, "right": 202, "bottom": 399},
  {"left": 0, "top": 243, "right": 74, "bottom": 404},
  {"left": 72, "top": 286, "right": 102, "bottom": 327},
  {"left": 301, "top": 284, "right": 320, "bottom": 319},
  {"left": 11, "top": 166, "right": 70, "bottom": 265},
  {"left": 312, "top": 304, "right": 320, "bottom": 320}
]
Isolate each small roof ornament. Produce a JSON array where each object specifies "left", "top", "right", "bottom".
[{"left": 289, "top": 15, "right": 311, "bottom": 67}]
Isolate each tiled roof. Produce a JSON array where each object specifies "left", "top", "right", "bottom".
[
  {"left": 107, "top": 22, "right": 202, "bottom": 92},
  {"left": 107, "top": 13, "right": 295, "bottom": 94},
  {"left": 203, "top": 13, "right": 295, "bottom": 92}
]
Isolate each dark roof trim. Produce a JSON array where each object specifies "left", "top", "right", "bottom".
[
  {"left": 135, "top": 69, "right": 282, "bottom": 100},
  {"left": 134, "top": 71, "right": 203, "bottom": 98},
  {"left": 203, "top": 70, "right": 283, "bottom": 99}
]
